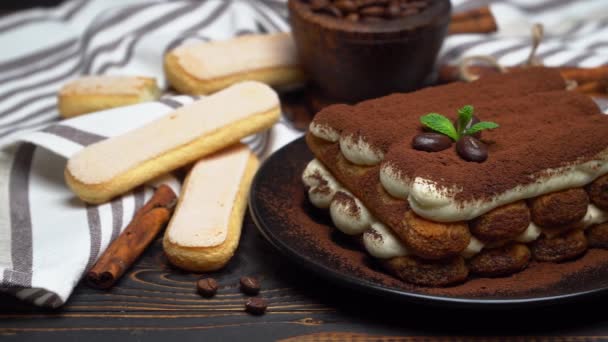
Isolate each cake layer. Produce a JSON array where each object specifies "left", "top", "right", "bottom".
[{"left": 302, "top": 156, "right": 608, "bottom": 285}]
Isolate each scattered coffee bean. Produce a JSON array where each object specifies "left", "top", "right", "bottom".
[
  {"left": 245, "top": 297, "right": 268, "bottom": 315},
  {"left": 412, "top": 132, "right": 453, "bottom": 152},
  {"left": 456, "top": 136, "right": 488, "bottom": 162},
  {"left": 239, "top": 276, "right": 261, "bottom": 295},
  {"left": 196, "top": 277, "right": 218, "bottom": 297}
]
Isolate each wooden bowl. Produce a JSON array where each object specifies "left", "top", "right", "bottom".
[{"left": 288, "top": 0, "right": 452, "bottom": 103}]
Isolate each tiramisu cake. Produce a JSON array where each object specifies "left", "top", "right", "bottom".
[{"left": 302, "top": 68, "right": 608, "bottom": 286}]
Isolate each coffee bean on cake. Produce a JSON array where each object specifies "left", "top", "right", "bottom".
[
  {"left": 456, "top": 136, "right": 488, "bottom": 162},
  {"left": 412, "top": 132, "right": 452, "bottom": 152}
]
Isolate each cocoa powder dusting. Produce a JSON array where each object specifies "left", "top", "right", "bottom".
[{"left": 311, "top": 67, "right": 608, "bottom": 206}]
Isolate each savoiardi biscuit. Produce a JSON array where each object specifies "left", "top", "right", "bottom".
[
  {"left": 164, "top": 32, "right": 305, "bottom": 95},
  {"left": 65, "top": 81, "right": 279, "bottom": 204},
  {"left": 58, "top": 76, "right": 160, "bottom": 118},
  {"left": 163, "top": 144, "right": 258, "bottom": 272}
]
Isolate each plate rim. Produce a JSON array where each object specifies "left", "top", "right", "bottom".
[{"left": 249, "top": 136, "right": 608, "bottom": 308}]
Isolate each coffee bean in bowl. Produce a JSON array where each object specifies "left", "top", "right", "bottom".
[{"left": 289, "top": 0, "right": 451, "bottom": 102}]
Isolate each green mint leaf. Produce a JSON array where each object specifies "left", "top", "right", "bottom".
[
  {"left": 456, "top": 105, "right": 474, "bottom": 134},
  {"left": 420, "top": 113, "right": 459, "bottom": 141},
  {"left": 464, "top": 121, "right": 499, "bottom": 136}
]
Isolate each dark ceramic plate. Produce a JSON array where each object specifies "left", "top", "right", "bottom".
[{"left": 249, "top": 137, "right": 608, "bottom": 308}]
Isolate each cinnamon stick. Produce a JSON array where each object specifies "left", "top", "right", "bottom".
[
  {"left": 449, "top": 6, "right": 497, "bottom": 35},
  {"left": 437, "top": 64, "right": 608, "bottom": 98},
  {"left": 559, "top": 66, "right": 608, "bottom": 84},
  {"left": 86, "top": 185, "right": 177, "bottom": 289},
  {"left": 574, "top": 80, "right": 608, "bottom": 94}
]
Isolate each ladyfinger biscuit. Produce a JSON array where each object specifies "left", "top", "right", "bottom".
[
  {"left": 468, "top": 243, "right": 531, "bottom": 277},
  {"left": 529, "top": 188, "right": 589, "bottom": 228},
  {"left": 65, "top": 81, "right": 279, "bottom": 204},
  {"left": 393, "top": 211, "right": 471, "bottom": 260},
  {"left": 164, "top": 33, "right": 306, "bottom": 95},
  {"left": 533, "top": 229, "right": 588, "bottom": 262},
  {"left": 163, "top": 144, "right": 258, "bottom": 272},
  {"left": 587, "top": 174, "right": 608, "bottom": 211},
  {"left": 470, "top": 201, "right": 530, "bottom": 242},
  {"left": 58, "top": 76, "right": 160, "bottom": 118},
  {"left": 382, "top": 255, "right": 468, "bottom": 287}
]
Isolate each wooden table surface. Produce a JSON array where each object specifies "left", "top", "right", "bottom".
[{"left": 1, "top": 90, "right": 608, "bottom": 341}]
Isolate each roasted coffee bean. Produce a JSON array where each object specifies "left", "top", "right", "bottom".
[
  {"left": 320, "top": 5, "right": 343, "bottom": 17},
  {"left": 245, "top": 297, "right": 268, "bottom": 315},
  {"left": 412, "top": 133, "right": 453, "bottom": 152},
  {"left": 196, "top": 277, "right": 218, "bottom": 297},
  {"left": 357, "top": 0, "right": 389, "bottom": 7},
  {"left": 360, "top": 5, "right": 385, "bottom": 16},
  {"left": 239, "top": 276, "right": 261, "bottom": 295},
  {"left": 346, "top": 12, "right": 360, "bottom": 21},
  {"left": 334, "top": 0, "right": 358, "bottom": 12},
  {"left": 456, "top": 136, "right": 488, "bottom": 162},
  {"left": 387, "top": 1, "right": 401, "bottom": 18},
  {"left": 310, "top": 0, "right": 330, "bottom": 10}
]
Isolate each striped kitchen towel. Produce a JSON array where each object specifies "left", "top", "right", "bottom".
[
  {"left": 0, "top": 0, "right": 607, "bottom": 307},
  {"left": 0, "top": 93, "right": 301, "bottom": 308}
]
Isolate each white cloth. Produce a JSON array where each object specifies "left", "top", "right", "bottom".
[{"left": 0, "top": 0, "right": 606, "bottom": 307}]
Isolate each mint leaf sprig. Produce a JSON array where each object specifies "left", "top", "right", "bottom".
[{"left": 420, "top": 105, "right": 499, "bottom": 141}]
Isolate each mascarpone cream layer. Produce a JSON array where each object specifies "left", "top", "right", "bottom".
[
  {"left": 174, "top": 32, "right": 298, "bottom": 80},
  {"left": 303, "top": 158, "right": 608, "bottom": 261},
  {"left": 309, "top": 122, "right": 340, "bottom": 142},
  {"left": 339, "top": 133, "right": 384, "bottom": 166},
  {"left": 303, "top": 159, "right": 485, "bottom": 259},
  {"left": 68, "top": 81, "right": 278, "bottom": 184},
  {"left": 380, "top": 148, "right": 608, "bottom": 222},
  {"left": 166, "top": 145, "right": 250, "bottom": 247}
]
